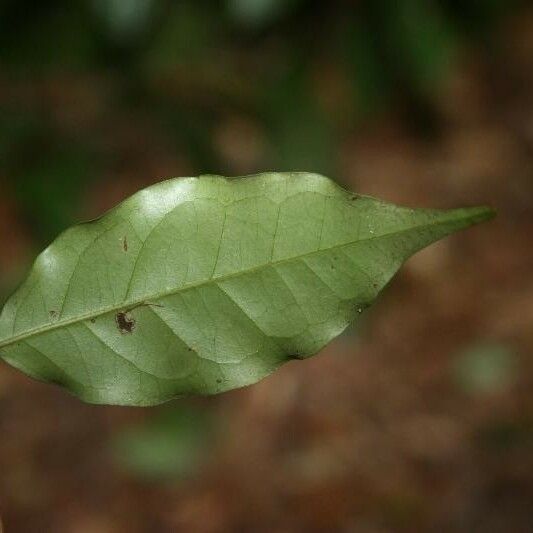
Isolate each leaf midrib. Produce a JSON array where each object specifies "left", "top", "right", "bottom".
[{"left": 0, "top": 215, "right": 469, "bottom": 350}]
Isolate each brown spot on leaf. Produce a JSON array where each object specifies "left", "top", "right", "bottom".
[
  {"left": 90, "top": 318, "right": 96, "bottom": 324},
  {"left": 49, "top": 310, "right": 57, "bottom": 319},
  {"left": 122, "top": 236, "right": 128, "bottom": 252},
  {"left": 116, "top": 311, "right": 136, "bottom": 334}
]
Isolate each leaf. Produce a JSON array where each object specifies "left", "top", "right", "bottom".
[{"left": 0, "top": 173, "right": 494, "bottom": 406}]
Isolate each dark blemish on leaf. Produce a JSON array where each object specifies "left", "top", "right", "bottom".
[
  {"left": 90, "top": 318, "right": 96, "bottom": 324},
  {"left": 216, "top": 378, "right": 222, "bottom": 384},
  {"left": 350, "top": 194, "right": 359, "bottom": 202},
  {"left": 122, "top": 236, "right": 128, "bottom": 252},
  {"left": 116, "top": 311, "right": 136, "bottom": 334},
  {"left": 49, "top": 310, "right": 57, "bottom": 319}
]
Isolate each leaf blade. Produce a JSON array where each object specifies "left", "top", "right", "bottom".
[{"left": 0, "top": 173, "right": 494, "bottom": 405}]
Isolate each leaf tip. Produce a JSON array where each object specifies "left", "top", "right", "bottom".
[
  {"left": 464, "top": 205, "right": 496, "bottom": 225},
  {"left": 434, "top": 204, "right": 495, "bottom": 239}
]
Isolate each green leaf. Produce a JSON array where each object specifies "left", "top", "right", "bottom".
[{"left": 0, "top": 173, "right": 494, "bottom": 406}]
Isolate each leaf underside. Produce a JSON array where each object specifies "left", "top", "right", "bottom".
[{"left": 0, "top": 173, "right": 494, "bottom": 406}]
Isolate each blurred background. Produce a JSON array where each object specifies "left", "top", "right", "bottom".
[{"left": 0, "top": 0, "right": 532, "bottom": 531}]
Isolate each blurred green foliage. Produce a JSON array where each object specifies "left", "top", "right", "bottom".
[
  {"left": 453, "top": 342, "right": 518, "bottom": 394},
  {"left": 111, "top": 404, "right": 214, "bottom": 480}
]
